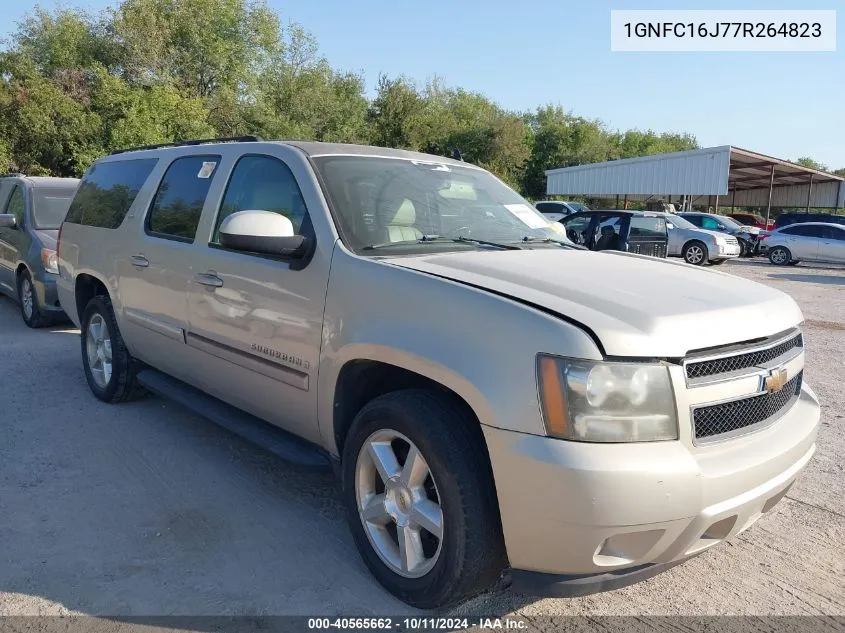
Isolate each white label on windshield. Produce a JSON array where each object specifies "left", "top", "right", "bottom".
[
  {"left": 505, "top": 204, "right": 549, "bottom": 229},
  {"left": 197, "top": 161, "right": 217, "bottom": 178}
]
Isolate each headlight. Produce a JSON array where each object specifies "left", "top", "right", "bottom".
[
  {"left": 41, "top": 248, "right": 59, "bottom": 274},
  {"left": 537, "top": 355, "right": 678, "bottom": 442}
]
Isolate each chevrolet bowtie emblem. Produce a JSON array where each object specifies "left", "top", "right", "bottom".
[{"left": 763, "top": 368, "right": 788, "bottom": 393}]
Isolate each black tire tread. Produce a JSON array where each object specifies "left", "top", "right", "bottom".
[
  {"left": 81, "top": 294, "right": 146, "bottom": 403},
  {"left": 342, "top": 389, "right": 505, "bottom": 609}
]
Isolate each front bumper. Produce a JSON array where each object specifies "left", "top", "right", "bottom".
[
  {"left": 33, "top": 271, "right": 66, "bottom": 315},
  {"left": 709, "top": 242, "right": 741, "bottom": 259},
  {"left": 483, "top": 385, "right": 820, "bottom": 596}
]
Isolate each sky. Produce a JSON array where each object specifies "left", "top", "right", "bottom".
[{"left": 1, "top": 0, "right": 843, "bottom": 169}]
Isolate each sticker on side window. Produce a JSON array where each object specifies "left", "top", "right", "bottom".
[
  {"left": 197, "top": 162, "right": 217, "bottom": 179},
  {"left": 505, "top": 204, "right": 549, "bottom": 229}
]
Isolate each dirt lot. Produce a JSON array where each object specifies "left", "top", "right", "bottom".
[{"left": 0, "top": 258, "right": 843, "bottom": 620}]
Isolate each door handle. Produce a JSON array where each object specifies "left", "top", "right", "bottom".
[
  {"left": 130, "top": 254, "right": 150, "bottom": 268},
  {"left": 194, "top": 272, "right": 224, "bottom": 288}
]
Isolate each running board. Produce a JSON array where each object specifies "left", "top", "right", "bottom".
[{"left": 136, "top": 369, "right": 331, "bottom": 470}]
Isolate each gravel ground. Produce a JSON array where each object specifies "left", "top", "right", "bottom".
[{"left": 0, "top": 257, "right": 842, "bottom": 624}]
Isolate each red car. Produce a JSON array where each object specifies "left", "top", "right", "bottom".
[{"left": 728, "top": 212, "right": 775, "bottom": 230}]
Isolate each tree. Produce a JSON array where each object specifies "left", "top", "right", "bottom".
[{"left": 795, "top": 156, "right": 828, "bottom": 172}]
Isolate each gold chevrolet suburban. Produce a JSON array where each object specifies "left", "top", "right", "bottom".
[{"left": 56, "top": 138, "right": 820, "bottom": 608}]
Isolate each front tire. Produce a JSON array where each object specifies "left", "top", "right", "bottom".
[
  {"left": 342, "top": 389, "right": 505, "bottom": 609},
  {"left": 769, "top": 246, "right": 792, "bottom": 266},
  {"left": 683, "top": 241, "right": 708, "bottom": 266},
  {"left": 18, "top": 270, "right": 48, "bottom": 328},
  {"left": 81, "top": 294, "right": 146, "bottom": 403}
]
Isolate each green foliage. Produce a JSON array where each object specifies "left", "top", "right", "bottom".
[
  {"left": 24, "top": 0, "right": 843, "bottom": 199},
  {"left": 794, "top": 156, "right": 828, "bottom": 172}
]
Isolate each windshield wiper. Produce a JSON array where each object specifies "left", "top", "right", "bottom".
[
  {"left": 520, "top": 236, "right": 586, "bottom": 250},
  {"left": 363, "top": 235, "right": 521, "bottom": 251}
]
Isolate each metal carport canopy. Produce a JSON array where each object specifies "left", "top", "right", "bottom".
[{"left": 545, "top": 146, "right": 845, "bottom": 209}]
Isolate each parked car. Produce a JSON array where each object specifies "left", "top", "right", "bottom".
[
  {"left": 560, "top": 210, "right": 668, "bottom": 258},
  {"left": 534, "top": 200, "right": 590, "bottom": 222},
  {"left": 774, "top": 211, "right": 845, "bottom": 229},
  {"left": 58, "top": 138, "right": 819, "bottom": 608},
  {"left": 0, "top": 173, "right": 79, "bottom": 326},
  {"left": 728, "top": 212, "right": 774, "bottom": 230},
  {"left": 678, "top": 212, "right": 760, "bottom": 257},
  {"left": 765, "top": 222, "right": 845, "bottom": 265},
  {"left": 660, "top": 213, "right": 741, "bottom": 265}
]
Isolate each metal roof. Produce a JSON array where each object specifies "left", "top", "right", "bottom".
[{"left": 546, "top": 146, "right": 845, "bottom": 208}]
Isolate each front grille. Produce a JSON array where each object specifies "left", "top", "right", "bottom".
[
  {"left": 686, "top": 333, "right": 803, "bottom": 380},
  {"left": 693, "top": 371, "right": 802, "bottom": 440}
]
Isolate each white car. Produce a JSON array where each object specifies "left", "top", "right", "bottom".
[
  {"left": 534, "top": 200, "right": 589, "bottom": 223},
  {"left": 765, "top": 222, "right": 845, "bottom": 265}
]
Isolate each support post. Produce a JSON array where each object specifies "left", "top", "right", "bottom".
[
  {"left": 615, "top": 194, "right": 620, "bottom": 210},
  {"left": 623, "top": 194, "right": 628, "bottom": 209},
  {"left": 731, "top": 187, "right": 736, "bottom": 212},
  {"left": 715, "top": 195, "right": 719, "bottom": 214},
  {"left": 765, "top": 164, "right": 775, "bottom": 226},
  {"left": 806, "top": 174, "right": 814, "bottom": 213}
]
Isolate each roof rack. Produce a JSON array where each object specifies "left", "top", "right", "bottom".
[
  {"left": 109, "top": 135, "right": 263, "bottom": 156},
  {"left": 1, "top": 172, "right": 25, "bottom": 178}
]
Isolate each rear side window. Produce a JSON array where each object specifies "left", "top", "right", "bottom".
[
  {"left": 823, "top": 226, "right": 845, "bottom": 241},
  {"left": 535, "top": 202, "right": 555, "bottom": 213},
  {"left": 65, "top": 158, "right": 158, "bottom": 228},
  {"left": 787, "top": 225, "right": 824, "bottom": 238},
  {"left": 146, "top": 155, "right": 220, "bottom": 242}
]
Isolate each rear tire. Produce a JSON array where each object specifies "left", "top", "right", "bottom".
[
  {"left": 81, "top": 294, "right": 146, "bottom": 403},
  {"left": 341, "top": 389, "right": 505, "bottom": 609},
  {"left": 769, "top": 246, "right": 792, "bottom": 266},
  {"left": 683, "top": 241, "right": 708, "bottom": 266},
  {"left": 18, "top": 270, "right": 48, "bottom": 328}
]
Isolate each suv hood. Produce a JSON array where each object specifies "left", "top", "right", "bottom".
[{"left": 384, "top": 249, "right": 802, "bottom": 357}]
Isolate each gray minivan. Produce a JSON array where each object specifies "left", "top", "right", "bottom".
[{"left": 0, "top": 174, "right": 80, "bottom": 326}]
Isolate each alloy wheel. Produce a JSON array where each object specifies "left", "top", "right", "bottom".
[
  {"left": 771, "top": 248, "right": 789, "bottom": 265},
  {"left": 21, "top": 278, "right": 34, "bottom": 320},
  {"left": 686, "top": 245, "right": 705, "bottom": 265},
  {"left": 86, "top": 314, "right": 113, "bottom": 389},
  {"left": 355, "top": 429, "right": 443, "bottom": 578}
]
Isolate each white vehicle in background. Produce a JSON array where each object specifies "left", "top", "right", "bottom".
[
  {"left": 765, "top": 222, "right": 845, "bottom": 265},
  {"left": 534, "top": 200, "right": 590, "bottom": 223},
  {"left": 661, "top": 213, "right": 742, "bottom": 266}
]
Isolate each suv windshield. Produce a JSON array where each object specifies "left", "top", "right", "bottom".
[
  {"left": 312, "top": 156, "right": 559, "bottom": 253},
  {"left": 33, "top": 188, "right": 77, "bottom": 229}
]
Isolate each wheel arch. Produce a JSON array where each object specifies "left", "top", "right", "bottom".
[
  {"left": 74, "top": 272, "right": 110, "bottom": 325},
  {"left": 327, "top": 352, "right": 492, "bottom": 460}
]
